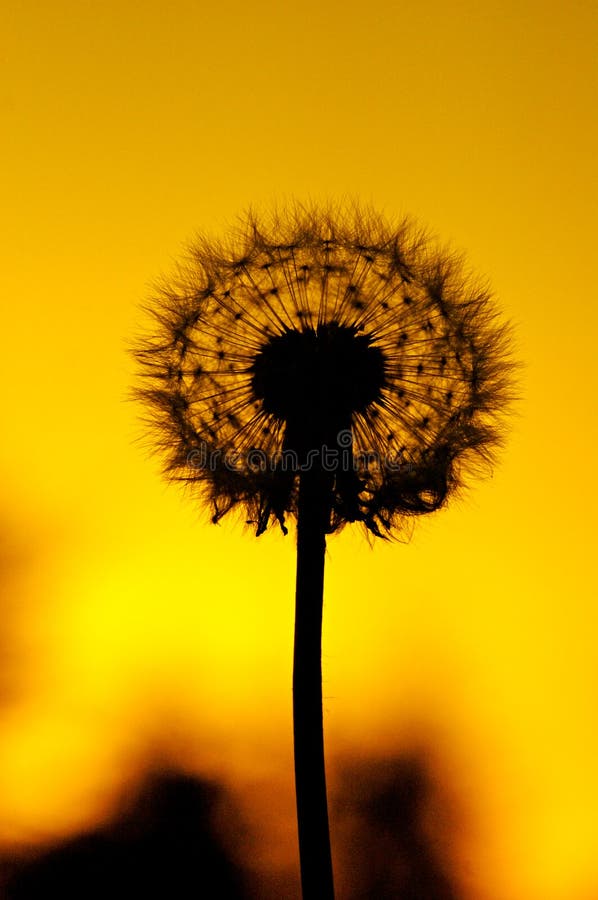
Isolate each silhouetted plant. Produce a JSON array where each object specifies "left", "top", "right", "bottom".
[
  {"left": 335, "top": 754, "right": 462, "bottom": 899},
  {"left": 4, "top": 771, "right": 249, "bottom": 899},
  {"left": 134, "top": 203, "right": 514, "bottom": 899}
]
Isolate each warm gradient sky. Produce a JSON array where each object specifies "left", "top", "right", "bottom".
[{"left": 2, "top": 0, "right": 597, "bottom": 896}]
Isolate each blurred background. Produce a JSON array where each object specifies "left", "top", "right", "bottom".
[{"left": 2, "top": 0, "right": 597, "bottom": 896}]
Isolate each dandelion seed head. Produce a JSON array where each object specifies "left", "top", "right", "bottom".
[{"left": 134, "top": 203, "right": 515, "bottom": 536}]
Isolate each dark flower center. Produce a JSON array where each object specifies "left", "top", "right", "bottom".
[{"left": 250, "top": 323, "right": 386, "bottom": 454}]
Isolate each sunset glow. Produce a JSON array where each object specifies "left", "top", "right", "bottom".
[{"left": 2, "top": 1, "right": 597, "bottom": 897}]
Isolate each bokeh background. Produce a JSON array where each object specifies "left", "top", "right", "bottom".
[{"left": 2, "top": 0, "right": 597, "bottom": 896}]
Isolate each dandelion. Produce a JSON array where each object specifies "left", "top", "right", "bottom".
[{"left": 134, "top": 203, "right": 514, "bottom": 899}]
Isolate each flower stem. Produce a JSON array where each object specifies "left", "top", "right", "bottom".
[{"left": 293, "top": 468, "right": 335, "bottom": 899}]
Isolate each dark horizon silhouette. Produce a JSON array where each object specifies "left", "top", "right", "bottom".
[
  {"left": 334, "top": 754, "right": 462, "bottom": 900},
  {"left": 2, "top": 770, "right": 249, "bottom": 899},
  {"left": 2, "top": 756, "right": 464, "bottom": 899}
]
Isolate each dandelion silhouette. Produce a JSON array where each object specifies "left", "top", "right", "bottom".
[{"left": 134, "top": 203, "right": 514, "bottom": 899}]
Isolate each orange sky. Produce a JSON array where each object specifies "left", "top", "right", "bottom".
[{"left": 2, "top": 0, "right": 597, "bottom": 897}]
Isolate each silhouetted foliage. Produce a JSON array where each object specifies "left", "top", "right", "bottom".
[
  {"left": 334, "top": 755, "right": 463, "bottom": 900},
  {"left": 3, "top": 771, "right": 249, "bottom": 899}
]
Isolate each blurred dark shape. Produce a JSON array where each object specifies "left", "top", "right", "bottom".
[
  {"left": 334, "top": 754, "right": 463, "bottom": 900},
  {"left": 3, "top": 770, "right": 250, "bottom": 899},
  {"left": 0, "top": 514, "right": 45, "bottom": 707}
]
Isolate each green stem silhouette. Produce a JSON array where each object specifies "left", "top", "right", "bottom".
[{"left": 293, "top": 467, "right": 335, "bottom": 899}]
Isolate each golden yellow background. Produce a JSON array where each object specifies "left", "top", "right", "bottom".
[{"left": 2, "top": 0, "right": 597, "bottom": 896}]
